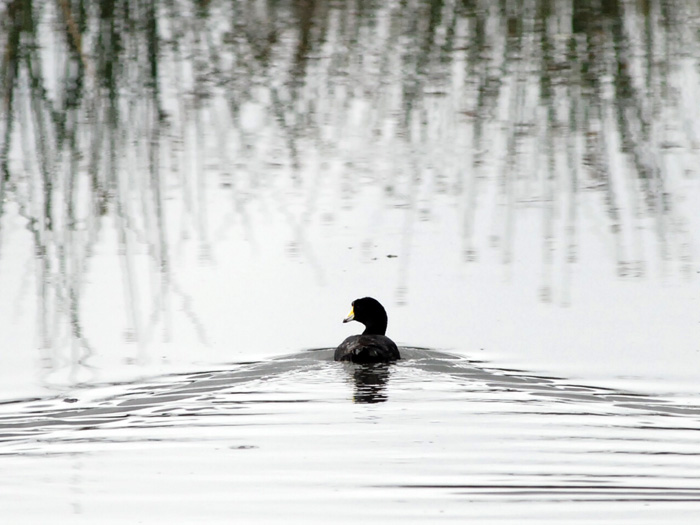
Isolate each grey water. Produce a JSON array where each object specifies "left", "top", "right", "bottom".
[
  {"left": 1, "top": 0, "right": 700, "bottom": 523},
  {"left": 2, "top": 349, "right": 700, "bottom": 523}
]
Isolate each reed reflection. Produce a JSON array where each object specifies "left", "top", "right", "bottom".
[{"left": 0, "top": 0, "right": 697, "bottom": 384}]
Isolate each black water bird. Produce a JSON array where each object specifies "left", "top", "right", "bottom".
[{"left": 334, "top": 297, "right": 401, "bottom": 364}]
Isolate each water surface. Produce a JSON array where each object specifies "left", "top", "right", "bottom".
[
  {"left": 1, "top": 0, "right": 699, "bottom": 522},
  {"left": 2, "top": 349, "right": 700, "bottom": 523}
]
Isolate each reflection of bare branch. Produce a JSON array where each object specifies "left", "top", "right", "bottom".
[
  {"left": 170, "top": 278, "right": 210, "bottom": 347},
  {"left": 57, "top": 0, "right": 89, "bottom": 73},
  {"left": 0, "top": 0, "right": 698, "bottom": 387}
]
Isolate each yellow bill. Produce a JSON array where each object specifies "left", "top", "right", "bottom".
[{"left": 343, "top": 306, "right": 355, "bottom": 323}]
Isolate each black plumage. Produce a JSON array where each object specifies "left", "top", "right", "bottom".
[{"left": 334, "top": 297, "right": 400, "bottom": 363}]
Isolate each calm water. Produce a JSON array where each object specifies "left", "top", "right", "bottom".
[{"left": 1, "top": 0, "right": 699, "bottom": 522}]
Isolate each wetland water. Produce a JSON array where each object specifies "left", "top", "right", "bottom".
[
  {"left": 1, "top": 0, "right": 699, "bottom": 522},
  {"left": 2, "top": 349, "right": 700, "bottom": 523}
]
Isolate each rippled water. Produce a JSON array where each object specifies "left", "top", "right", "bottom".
[{"left": 2, "top": 349, "right": 699, "bottom": 523}]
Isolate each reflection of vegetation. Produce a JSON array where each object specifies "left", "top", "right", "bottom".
[{"left": 0, "top": 1, "right": 698, "bottom": 373}]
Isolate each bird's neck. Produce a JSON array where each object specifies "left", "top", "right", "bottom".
[{"left": 362, "top": 320, "right": 387, "bottom": 336}]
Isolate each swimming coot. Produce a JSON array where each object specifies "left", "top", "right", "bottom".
[{"left": 334, "top": 297, "right": 401, "bottom": 364}]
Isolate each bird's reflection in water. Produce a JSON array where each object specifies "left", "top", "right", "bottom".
[{"left": 349, "top": 363, "right": 392, "bottom": 404}]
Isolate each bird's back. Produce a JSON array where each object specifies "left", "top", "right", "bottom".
[{"left": 334, "top": 334, "right": 400, "bottom": 364}]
